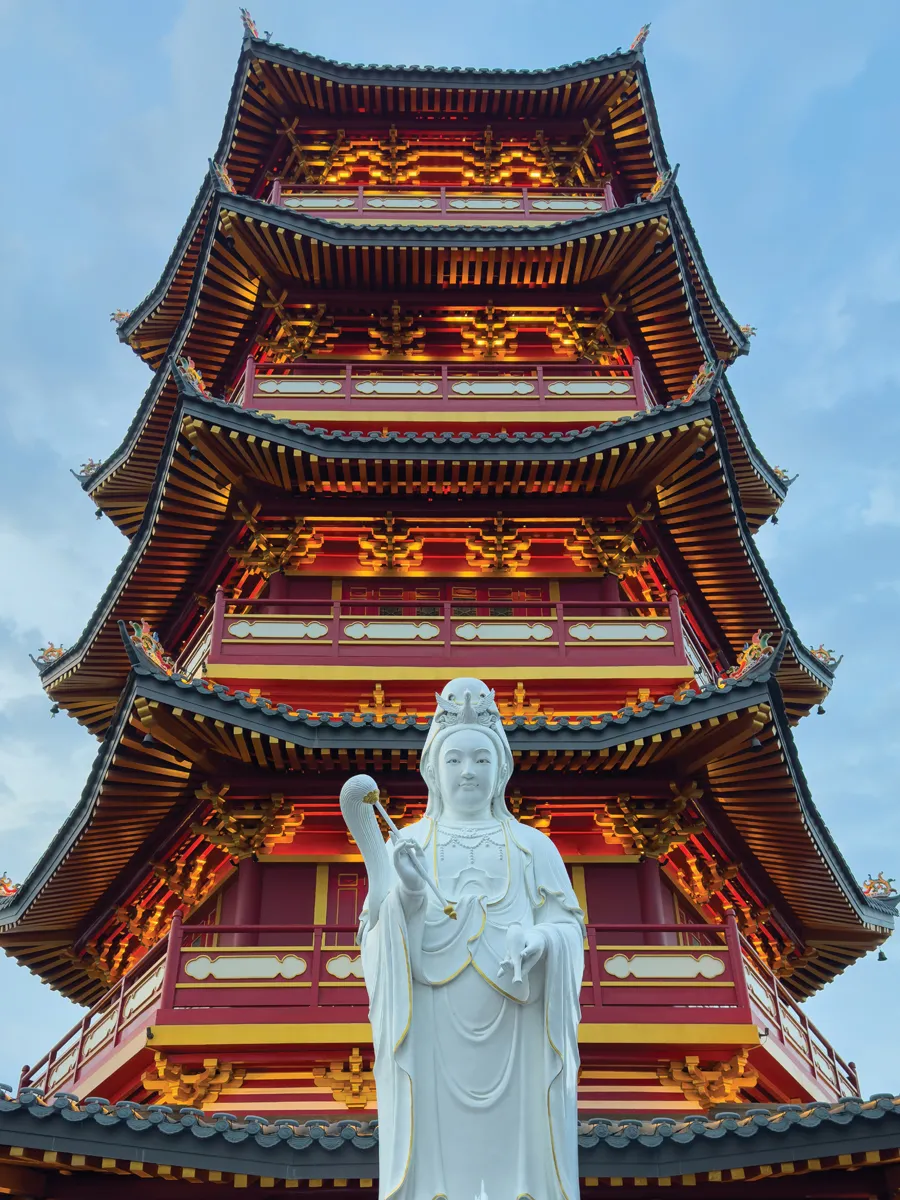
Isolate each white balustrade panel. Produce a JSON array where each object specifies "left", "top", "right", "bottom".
[{"left": 183, "top": 954, "right": 308, "bottom": 981}]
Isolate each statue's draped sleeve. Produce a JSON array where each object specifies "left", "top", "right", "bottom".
[
  {"left": 359, "top": 830, "right": 427, "bottom": 1199},
  {"left": 360, "top": 821, "right": 583, "bottom": 1200}
]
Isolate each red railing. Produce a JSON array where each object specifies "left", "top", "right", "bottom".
[
  {"left": 20, "top": 917, "right": 858, "bottom": 1103},
  {"left": 740, "top": 936, "right": 858, "bottom": 1098},
  {"left": 268, "top": 181, "right": 616, "bottom": 222},
  {"left": 230, "top": 357, "right": 650, "bottom": 419},
  {"left": 207, "top": 594, "right": 690, "bottom": 676}
]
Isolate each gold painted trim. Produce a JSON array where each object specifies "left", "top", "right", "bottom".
[
  {"left": 570, "top": 865, "right": 588, "bottom": 919},
  {"left": 314, "top": 863, "right": 329, "bottom": 926},
  {"left": 149, "top": 1023, "right": 374, "bottom": 1046},
  {"left": 564, "top": 640, "right": 675, "bottom": 648},
  {"left": 578, "top": 1023, "right": 761, "bottom": 1045},
  {"left": 599, "top": 980, "right": 735, "bottom": 989},
  {"left": 180, "top": 944, "right": 317, "bottom": 953},
  {"left": 563, "top": 855, "right": 640, "bottom": 864},
  {"left": 594, "top": 943, "right": 726, "bottom": 951},
  {"left": 222, "top": 638, "right": 334, "bottom": 646},
  {"left": 174, "top": 981, "right": 312, "bottom": 990},
  {"left": 206, "top": 664, "right": 692, "bottom": 681},
  {"left": 147, "top": 1021, "right": 761, "bottom": 1049},
  {"left": 256, "top": 408, "right": 636, "bottom": 423},
  {"left": 338, "top": 639, "right": 446, "bottom": 646}
]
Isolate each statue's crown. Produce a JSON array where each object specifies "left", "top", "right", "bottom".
[{"left": 433, "top": 683, "right": 498, "bottom": 729}]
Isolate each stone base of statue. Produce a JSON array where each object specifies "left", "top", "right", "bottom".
[{"left": 340, "top": 678, "right": 584, "bottom": 1200}]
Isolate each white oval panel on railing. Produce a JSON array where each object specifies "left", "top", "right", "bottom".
[
  {"left": 343, "top": 621, "right": 441, "bottom": 641},
  {"left": 284, "top": 196, "right": 356, "bottom": 209},
  {"left": 546, "top": 380, "right": 632, "bottom": 396},
  {"left": 451, "top": 380, "right": 535, "bottom": 396},
  {"left": 82, "top": 1010, "right": 118, "bottom": 1057},
  {"left": 569, "top": 622, "right": 668, "bottom": 642},
  {"left": 355, "top": 379, "right": 440, "bottom": 395},
  {"left": 326, "top": 954, "right": 365, "bottom": 979},
  {"left": 448, "top": 197, "right": 523, "bottom": 210},
  {"left": 256, "top": 379, "right": 343, "bottom": 395},
  {"left": 184, "top": 954, "right": 308, "bottom": 981},
  {"left": 531, "top": 198, "right": 605, "bottom": 212},
  {"left": 604, "top": 953, "right": 726, "bottom": 980},
  {"left": 227, "top": 620, "right": 329, "bottom": 641},
  {"left": 47, "top": 1048, "right": 78, "bottom": 1090},
  {"left": 455, "top": 622, "right": 554, "bottom": 642},
  {"left": 366, "top": 196, "right": 440, "bottom": 209},
  {"left": 122, "top": 960, "right": 166, "bottom": 1021}
]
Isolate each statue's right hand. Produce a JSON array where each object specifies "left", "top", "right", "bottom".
[{"left": 393, "top": 839, "right": 427, "bottom": 894}]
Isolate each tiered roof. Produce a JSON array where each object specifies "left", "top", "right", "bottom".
[
  {"left": 2, "top": 1088, "right": 900, "bottom": 1191},
  {"left": 4, "top": 622, "right": 891, "bottom": 1005}
]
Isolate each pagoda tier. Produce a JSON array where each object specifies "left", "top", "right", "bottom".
[
  {"left": 3, "top": 26, "right": 893, "bottom": 1179},
  {"left": 4, "top": 628, "right": 885, "bottom": 1116},
  {"left": 48, "top": 383, "right": 828, "bottom": 736}
]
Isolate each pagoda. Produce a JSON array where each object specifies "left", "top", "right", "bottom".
[{"left": 1, "top": 16, "right": 898, "bottom": 1199}]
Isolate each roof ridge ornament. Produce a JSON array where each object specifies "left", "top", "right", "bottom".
[
  {"left": 239, "top": 8, "right": 270, "bottom": 41},
  {"left": 631, "top": 23, "right": 651, "bottom": 51},
  {"left": 209, "top": 157, "right": 237, "bottom": 195}
]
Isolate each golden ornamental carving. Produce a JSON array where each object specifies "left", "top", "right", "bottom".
[
  {"left": 465, "top": 516, "right": 531, "bottom": 573},
  {"left": 508, "top": 791, "right": 551, "bottom": 829},
  {"left": 57, "top": 946, "right": 111, "bottom": 988},
  {"left": 193, "top": 784, "right": 302, "bottom": 861},
  {"left": 598, "top": 782, "right": 705, "bottom": 859},
  {"left": 368, "top": 301, "right": 426, "bottom": 358},
  {"left": 497, "top": 682, "right": 554, "bottom": 722},
  {"left": 461, "top": 127, "right": 513, "bottom": 186},
  {"left": 771, "top": 944, "right": 819, "bottom": 980},
  {"left": 153, "top": 852, "right": 218, "bottom": 909},
  {"left": 547, "top": 298, "right": 628, "bottom": 363},
  {"left": 563, "top": 506, "right": 655, "bottom": 577},
  {"left": 659, "top": 1050, "right": 757, "bottom": 1108},
  {"left": 459, "top": 304, "right": 518, "bottom": 359},
  {"left": 674, "top": 851, "right": 740, "bottom": 907},
  {"left": 257, "top": 295, "right": 339, "bottom": 360},
  {"left": 115, "top": 899, "right": 171, "bottom": 951},
  {"left": 357, "top": 683, "right": 404, "bottom": 722},
  {"left": 142, "top": 1053, "right": 245, "bottom": 1107},
  {"left": 313, "top": 1047, "right": 376, "bottom": 1109},
  {"left": 229, "top": 503, "right": 324, "bottom": 577},
  {"left": 321, "top": 133, "right": 362, "bottom": 184},
  {"left": 368, "top": 126, "right": 420, "bottom": 184},
  {"left": 358, "top": 514, "right": 424, "bottom": 571}
]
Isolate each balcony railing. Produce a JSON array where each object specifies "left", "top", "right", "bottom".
[
  {"left": 20, "top": 917, "right": 858, "bottom": 1104},
  {"left": 207, "top": 594, "right": 690, "bottom": 677},
  {"left": 231, "top": 358, "right": 651, "bottom": 422},
  {"left": 268, "top": 181, "right": 616, "bottom": 223}
]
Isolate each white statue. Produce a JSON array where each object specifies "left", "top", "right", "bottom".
[{"left": 340, "top": 677, "right": 584, "bottom": 1200}]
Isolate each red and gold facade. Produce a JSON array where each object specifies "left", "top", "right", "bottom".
[{"left": 1, "top": 23, "right": 894, "bottom": 1191}]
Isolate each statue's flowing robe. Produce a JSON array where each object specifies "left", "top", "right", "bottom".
[{"left": 360, "top": 817, "right": 584, "bottom": 1200}]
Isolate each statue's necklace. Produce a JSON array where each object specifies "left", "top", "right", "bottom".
[{"left": 437, "top": 822, "right": 505, "bottom": 865}]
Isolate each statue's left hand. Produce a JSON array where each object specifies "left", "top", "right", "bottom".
[{"left": 499, "top": 924, "right": 547, "bottom": 983}]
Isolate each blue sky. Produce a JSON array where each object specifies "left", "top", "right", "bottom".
[{"left": 1, "top": 0, "right": 899, "bottom": 1095}]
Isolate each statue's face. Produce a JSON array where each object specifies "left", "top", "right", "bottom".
[{"left": 437, "top": 728, "right": 496, "bottom": 821}]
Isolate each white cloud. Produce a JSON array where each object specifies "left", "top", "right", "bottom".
[{"left": 862, "top": 475, "right": 900, "bottom": 527}]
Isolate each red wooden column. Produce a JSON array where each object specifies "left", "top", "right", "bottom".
[
  {"left": 637, "top": 858, "right": 673, "bottom": 945},
  {"left": 233, "top": 858, "right": 262, "bottom": 947}
]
